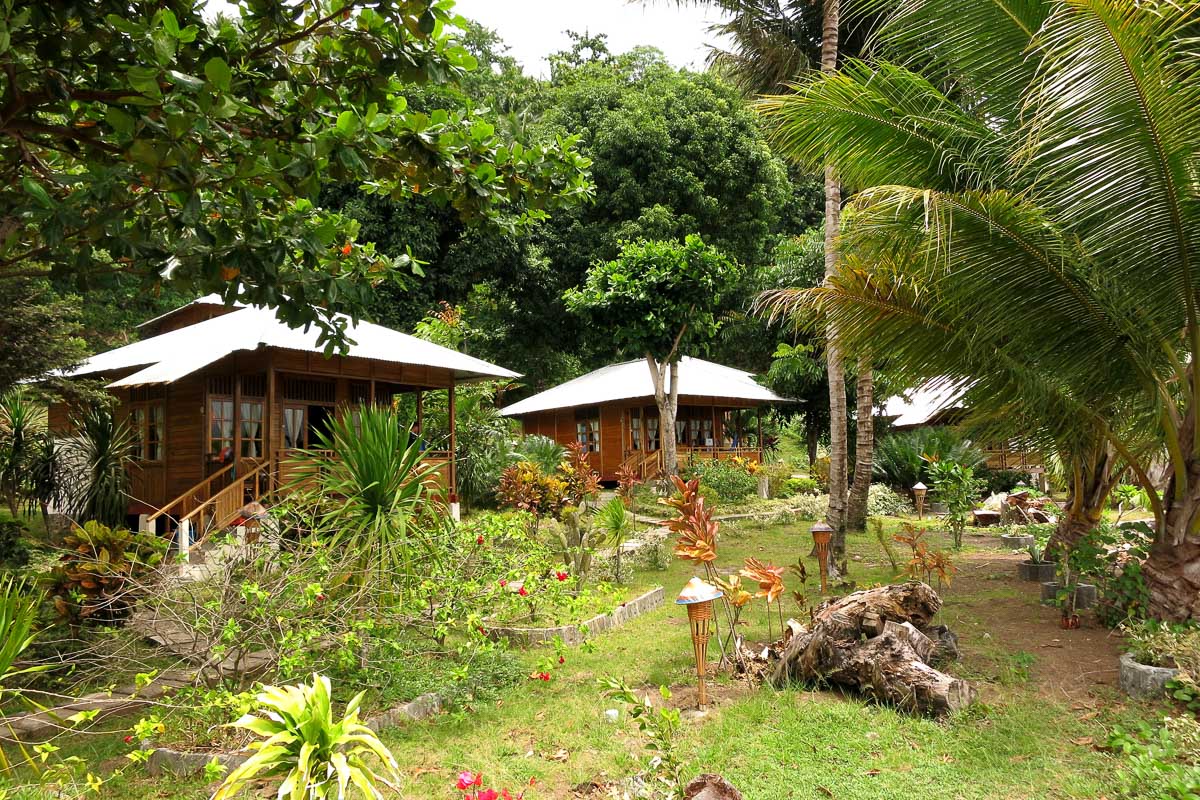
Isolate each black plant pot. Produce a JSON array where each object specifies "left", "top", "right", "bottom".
[{"left": 1017, "top": 560, "right": 1057, "bottom": 582}]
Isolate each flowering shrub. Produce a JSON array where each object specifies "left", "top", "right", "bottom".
[
  {"left": 789, "top": 493, "right": 829, "bottom": 521},
  {"left": 456, "top": 771, "right": 531, "bottom": 800}
]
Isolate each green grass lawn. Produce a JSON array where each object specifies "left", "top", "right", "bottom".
[{"left": 6, "top": 514, "right": 1162, "bottom": 799}]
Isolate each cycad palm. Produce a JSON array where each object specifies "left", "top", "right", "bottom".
[{"left": 757, "top": 0, "right": 1200, "bottom": 620}]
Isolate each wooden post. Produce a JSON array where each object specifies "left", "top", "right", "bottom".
[
  {"left": 369, "top": 378, "right": 376, "bottom": 406},
  {"left": 416, "top": 389, "right": 423, "bottom": 434},
  {"left": 266, "top": 364, "right": 276, "bottom": 499},
  {"left": 757, "top": 407, "right": 764, "bottom": 460},
  {"left": 233, "top": 372, "right": 242, "bottom": 474},
  {"left": 447, "top": 382, "right": 458, "bottom": 521},
  {"left": 711, "top": 402, "right": 718, "bottom": 460}
]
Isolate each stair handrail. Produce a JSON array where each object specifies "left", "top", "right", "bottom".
[
  {"left": 145, "top": 461, "right": 238, "bottom": 523},
  {"left": 180, "top": 458, "right": 274, "bottom": 527}
]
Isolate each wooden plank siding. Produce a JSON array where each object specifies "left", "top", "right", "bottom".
[{"left": 516, "top": 396, "right": 768, "bottom": 481}]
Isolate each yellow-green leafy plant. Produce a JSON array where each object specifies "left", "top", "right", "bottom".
[{"left": 214, "top": 674, "right": 399, "bottom": 800}]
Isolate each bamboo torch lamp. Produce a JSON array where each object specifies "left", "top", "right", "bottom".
[
  {"left": 676, "top": 577, "right": 723, "bottom": 710},
  {"left": 913, "top": 482, "right": 928, "bottom": 520},
  {"left": 810, "top": 520, "right": 833, "bottom": 594}
]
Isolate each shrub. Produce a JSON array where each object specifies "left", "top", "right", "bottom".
[
  {"left": 867, "top": 484, "right": 913, "bottom": 517},
  {"left": 213, "top": 674, "right": 400, "bottom": 800},
  {"left": 512, "top": 434, "right": 566, "bottom": 475},
  {"left": 46, "top": 520, "right": 167, "bottom": 625},
  {"left": 0, "top": 519, "right": 30, "bottom": 568},
  {"left": 497, "top": 461, "right": 567, "bottom": 525},
  {"left": 1109, "top": 720, "right": 1200, "bottom": 800},
  {"left": 810, "top": 455, "right": 830, "bottom": 491},
  {"left": 682, "top": 457, "right": 757, "bottom": 502},
  {"left": 789, "top": 493, "right": 828, "bottom": 521},
  {"left": 873, "top": 428, "right": 984, "bottom": 490},
  {"left": 977, "top": 467, "right": 1033, "bottom": 496},
  {"left": 783, "top": 477, "right": 819, "bottom": 496},
  {"left": 1070, "top": 522, "right": 1152, "bottom": 626},
  {"left": 927, "top": 460, "right": 984, "bottom": 549}
]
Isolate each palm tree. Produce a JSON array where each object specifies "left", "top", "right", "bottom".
[{"left": 757, "top": 0, "right": 1200, "bottom": 620}]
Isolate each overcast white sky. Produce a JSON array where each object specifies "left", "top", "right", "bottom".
[
  {"left": 203, "top": 1, "right": 730, "bottom": 77},
  {"left": 452, "top": 0, "right": 730, "bottom": 77}
]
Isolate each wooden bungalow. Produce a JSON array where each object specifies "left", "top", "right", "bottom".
[
  {"left": 50, "top": 296, "right": 518, "bottom": 540},
  {"left": 499, "top": 357, "right": 790, "bottom": 482},
  {"left": 879, "top": 379, "right": 1046, "bottom": 478}
]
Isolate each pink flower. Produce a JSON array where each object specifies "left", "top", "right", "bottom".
[
  {"left": 457, "top": 772, "right": 482, "bottom": 791},
  {"left": 479, "top": 790, "right": 499, "bottom": 800},
  {"left": 499, "top": 579, "right": 508, "bottom": 587},
  {"left": 518, "top": 586, "right": 529, "bottom": 597}
]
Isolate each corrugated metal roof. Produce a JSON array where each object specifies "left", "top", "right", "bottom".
[
  {"left": 499, "top": 356, "right": 790, "bottom": 416},
  {"left": 64, "top": 298, "right": 520, "bottom": 387},
  {"left": 879, "top": 379, "right": 967, "bottom": 427}
]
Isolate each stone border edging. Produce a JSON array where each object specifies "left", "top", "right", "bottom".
[
  {"left": 145, "top": 691, "right": 443, "bottom": 777},
  {"left": 488, "top": 586, "right": 665, "bottom": 646}
]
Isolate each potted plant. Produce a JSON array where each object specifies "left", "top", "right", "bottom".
[
  {"left": 1118, "top": 620, "right": 1185, "bottom": 699},
  {"left": 1017, "top": 540, "right": 1057, "bottom": 582},
  {"left": 999, "top": 524, "right": 1035, "bottom": 551},
  {"left": 1039, "top": 559, "right": 1098, "bottom": 611}
]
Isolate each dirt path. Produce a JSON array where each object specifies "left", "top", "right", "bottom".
[{"left": 945, "top": 538, "right": 1123, "bottom": 703}]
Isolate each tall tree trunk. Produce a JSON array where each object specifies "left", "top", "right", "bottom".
[
  {"left": 846, "top": 361, "right": 875, "bottom": 532},
  {"left": 806, "top": 414, "right": 820, "bottom": 468},
  {"left": 1047, "top": 443, "right": 1121, "bottom": 558},
  {"left": 821, "top": 0, "right": 847, "bottom": 555},
  {"left": 648, "top": 356, "right": 681, "bottom": 476}
]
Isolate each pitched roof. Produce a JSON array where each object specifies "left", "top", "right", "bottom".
[
  {"left": 878, "top": 379, "right": 968, "bottom": 427},
  {"left": 65, "top": 296, "right": 520, "bottom": 388},
  {"left": 499, "top": 356, "right": 790, "bottom": 416}
]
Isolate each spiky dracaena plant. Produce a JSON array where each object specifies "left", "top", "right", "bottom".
[
  {"left": 595, "top": 495, "right": 635, "bottom": 581},
  {"left": 60, "top": 404, "right": 133, "bottom": 527},
  {"left": 213, "top": 674, "right": 399, "bottom": 800},
  {"left": 289, "top": 406, "right": 437, "bottom": 598},
  {"left": 757, "top": 0, "right": 1197, "bottom": 617}
]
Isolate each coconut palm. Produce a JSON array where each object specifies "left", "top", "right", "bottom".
[{"left": 756, "top": 0, "right": 1200, "bottom": 619}]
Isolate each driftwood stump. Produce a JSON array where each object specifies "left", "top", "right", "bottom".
[
  {"left": 769, "top": 582, "right": 976, "bottom": 715},
  {"left": 684, "top": 774, "right": 743, "bottom": 800}
]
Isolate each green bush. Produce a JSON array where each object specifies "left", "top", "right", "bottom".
[
  {"left": 790, "top": 494, "right": 828, "bottom": 521},
  {"left": 783, "top": 477, "right": 819, "bottom": 496},
  {"left": 1109, "top": 720, "right": 1200, "bottom": 800},
  {"left": 682, "top": 458, "right": 757, "bottom": 502},
  {"left": 977, "top": 467, "right": 1033, "bottom": 495},
  {"left": 0, "top": 520, "right": 29, "bottom": 568},
  {"left": 867, "top": 484, "right": 913, "bottom": 517},
  {"left": 873, "top": 428, "right": 984, "bottom": 490}
]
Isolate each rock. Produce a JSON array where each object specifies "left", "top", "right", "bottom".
[{"left": 684, "top": 774, "right": 744, "bottom": 800}]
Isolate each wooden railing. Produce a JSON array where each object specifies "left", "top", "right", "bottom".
[
  {"left": 179, "top": 459, "right": 273, "bottom": 537},
  {"left": 619, "top": 449, "right": 664, "bottom": 481},
  {"left": 678, "top": 445, "right": 761, "bottom": 463},
  {"left": 145, "top": 461, "right": 238, "bottom": 525}
]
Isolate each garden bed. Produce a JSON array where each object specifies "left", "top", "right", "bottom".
[{"left": 488, "top": 586, "right": 665, "bottom": 646}]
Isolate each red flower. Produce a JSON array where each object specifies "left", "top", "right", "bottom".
[
  {"left": 477, "top": 535, "right": 485, "bottom": 545},
  {"left": 477, "top": 626, "right": 487, "bottom": 636},
  {"left": 457, "top": 771, "right": 482, "bottom": 791},
  {"left": 555, "top": 571, "right": 568, "bottom": 581},
  {"left": 123, "top": 735, "right": 133, "bottom": 744},
  {"left": 539, "top": 671, "right": 551, "bottom": 681},
  {"left": 518, "top": 586, "right": 529, "bottom": 597},
  {"left": 499, "top": 579, "right": 507, "bottom": 587},
  {"left": 479, "top": 790, "right": 499, "bottom": 800},
  {"left": 340, "top": 242, "right": 352, "bottom": 256},
  {"left": 315, "top": 592, "right": 326, "bottom": 602},
  {"left": 558, "top": 656, "right": 565, "bottom": 664}
]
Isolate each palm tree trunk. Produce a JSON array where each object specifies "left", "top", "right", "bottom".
[
  {"left": 846, "top": 360, "right": 874, "bottom": 532},
  {"left": 1047, "top": 443, "right": 1120, "bottom": 557},
  {"left": 821, "top": 0, "right": 847, "bottom": 552}
]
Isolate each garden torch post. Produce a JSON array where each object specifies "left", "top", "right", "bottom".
[
  {"left": 677, "top": 577, "right": 723, "bottom": 710},
  {"left": 811, "top": 520, "right": 833, "bottom": 594},
  {"left": 913, "top": 482, "right": 927, "bottom": 521}
]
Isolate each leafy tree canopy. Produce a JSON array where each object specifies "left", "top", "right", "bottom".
[
  {"left": 1, "top": 0, "right": 592, "bottom": 343},
  {"left": 0, "top": 278, "right": 88, "bottom": 394},
  {"left": 538, "top": 35, "right": 791, "bottom": 287},
  {"left": 564, "top": 235, "right": 744, "bottom": 362}
]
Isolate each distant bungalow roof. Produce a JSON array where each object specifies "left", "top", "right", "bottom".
[
  {"left": 64, "top": 295, "right": 520, "bottom": 388},
  {"left": 878, "top": 379, "right": 968, "bottom": 427},
  {"left": 499, "top": 356, "right": 790, "bottom": 416}
]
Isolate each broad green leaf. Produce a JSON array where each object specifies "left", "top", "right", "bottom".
[{"left": 204, "top": 56, "right": 232, "bottom": 92}]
